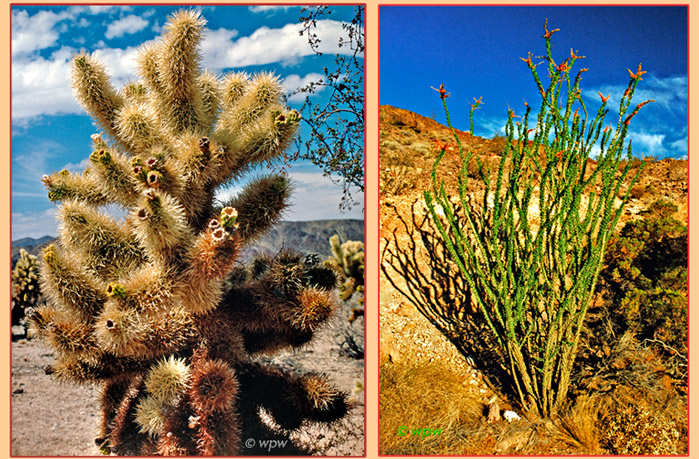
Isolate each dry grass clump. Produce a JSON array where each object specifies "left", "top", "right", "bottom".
[
  {"left": 572, "top": 333, "right": 687, "bottom": 455},
  {"left": 380, "top": 332, "right": 687, "bottom": 455},
  {"left": 379, "top": 358, "right": 483, "bottom": 455},
  {"left": 379, "top": 357, "right": 583, "bottom": 456},
  {"left": 554, "top": 395, "right": 603, "bottom": 454}
]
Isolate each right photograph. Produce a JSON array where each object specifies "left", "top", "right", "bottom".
[{"left": 379, "top": 6, "right": 688, "bottom": 456}]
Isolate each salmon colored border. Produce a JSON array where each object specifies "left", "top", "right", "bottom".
[
  {"left": 374, "top": 2, "right": 694, "bottom": 459},
  {"left": 2, "top": 1, "right": 698, "bottom": 459}
]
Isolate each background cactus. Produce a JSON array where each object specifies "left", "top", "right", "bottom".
[
  {"left": 11, "top": 248, "right": 41, "bottom": 329},
  {"left": 30, "top": 10, "right": 347, "bottom": 455},
  {"left": 325, "top": 235, "right": 364, "bottom": 360},
  {"left": 327, "top": 234, "right": 365, "bottom": 305}
]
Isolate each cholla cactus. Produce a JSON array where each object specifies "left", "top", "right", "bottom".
[
  {"left": 327, "top": 235, "right": 365, "bottom": 304},
  {"left": 30, "top": 10, "right": 346, "bottom": 455},
  {"left": 11, "top": 248, "right": 41, "bottom": 327}
]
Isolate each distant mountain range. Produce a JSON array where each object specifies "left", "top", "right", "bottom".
[
  {"left": 11, "top": 219, "right": 364, "bottom": 269},
  {"left": 12, "top": 236, "right": 55, "bottom": 248}
]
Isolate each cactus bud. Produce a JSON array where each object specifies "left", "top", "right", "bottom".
[
  {"left": 274, "top": 112, "right": 287, "bottom": 126},
  {"left": 106, "top": 283, "right": 127, "bottom": 299},
  {"left": 42, "top": 244, "right": 57, "bottom": 264},
  {"left": 288, "top": 109, "right": 301, "bottom": 123},
  {"left": 89, "top": 149, "right": 112, "bottom": 165},
  {"left": 220, "top": 207, "right": 238, "bottom": 231},
  {"left": 147, "top": 171, "right": 162, "bottom": 188},
  {"left": 211, "top": 227, "right": 228, "bottom": 243}
]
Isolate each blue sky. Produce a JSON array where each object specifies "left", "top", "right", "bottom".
[
  {"left": 380, "top": 6, "right": 687, "bottom": 160},
  {"left": 12, "top": 5, "right": 364, "bottom": 240}
]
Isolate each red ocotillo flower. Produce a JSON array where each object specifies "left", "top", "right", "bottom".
[
  {"left": 520, "top": 52, "right": 534, "bottom": 67},
  {"left": 557, "top": 59, "right": 570, "bottom": 73},
  {"left": 570, "top": 48, "right": 585, "bottom": 60},
  {"left": 543, "top": 18, "right": 560, "bottom": 38},
  {"left": 628, "top": 63, "right": 647, "bottom": 80},
  {"left": 431, "top": 83, "right": 450, "bottom": 100}
]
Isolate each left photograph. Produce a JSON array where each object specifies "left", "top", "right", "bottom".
[{"left": 11, "top": 5, "right": 364, "bottom": 456}]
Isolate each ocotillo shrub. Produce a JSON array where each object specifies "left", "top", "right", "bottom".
[
  {"left": 424, "top": 21, "right": 652, "bottom": 417},
  {"left": 30, "top": 10, "right": 346, "bottom": 455},
  {"left": 12, "top": 248, "right": 41, "bottom": 327}
]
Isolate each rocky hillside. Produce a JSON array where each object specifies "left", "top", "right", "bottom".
[{"left": 380, "top": 104, "right": 687, "bottom": 223}]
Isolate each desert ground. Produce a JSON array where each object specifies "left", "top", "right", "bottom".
[{"left": 11, "top": 295, "right": 365, "bottom": 456}]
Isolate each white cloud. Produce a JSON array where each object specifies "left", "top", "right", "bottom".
[
  {"left": 105, "top": 15, "right": 149, "bottom": 39},
  {"left": 200, "top": 27, "right": 240, "bottom": 68},
  {"left": 92, "top": 45, "right": 143, "bottom": 85},
  {"left": 87, "top": 6, "right": 131, "bottom": 15},
  {"left": 583, "top": 74, "right": 687, "bottom": 113},
  {"left": 248, "top": 6, "right": 294, "bottom": 14},
  {"left": 61, "top": 158, "right": 90, "bottom": 172},
  {"left": 12, "top": 49, "right": 80, "bottom": 119},
  {"left": 283, "top": 73, "right": 325, "bottom": 102},
  {"left": 630, "top": 132, "right": 665, "bottom": 158},
  {"left": 12, "top": 139, "right": 65, "bottom": 189},
  {"left": 475, "top": 115, "right": 508, "bottom": 138},
  {"left": 12, "top": 16, "right": 358, "bottom": 120},
  {"left": 202, "top": 20, "right": 359, "bottom": 70},
  {"left": 12, "top": 9, "right": 76, "bottom": 56},
  {"left": 670, "top": 137, "right": 688, "bottom": 154},
  {"left": 12, "top": 43, "right": 148, "bottom": 120}
]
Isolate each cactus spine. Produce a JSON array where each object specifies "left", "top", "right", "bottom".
[
  {"left": 31, "top": 10, "right": 346, "bottom": 455},
  {"left": 424, "top": 22, "right": 651, "bottom": 417}
]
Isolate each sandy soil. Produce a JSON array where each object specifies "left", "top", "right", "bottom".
[{"left": 11, "top": 296, "right": 365, "bottom": 457}]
